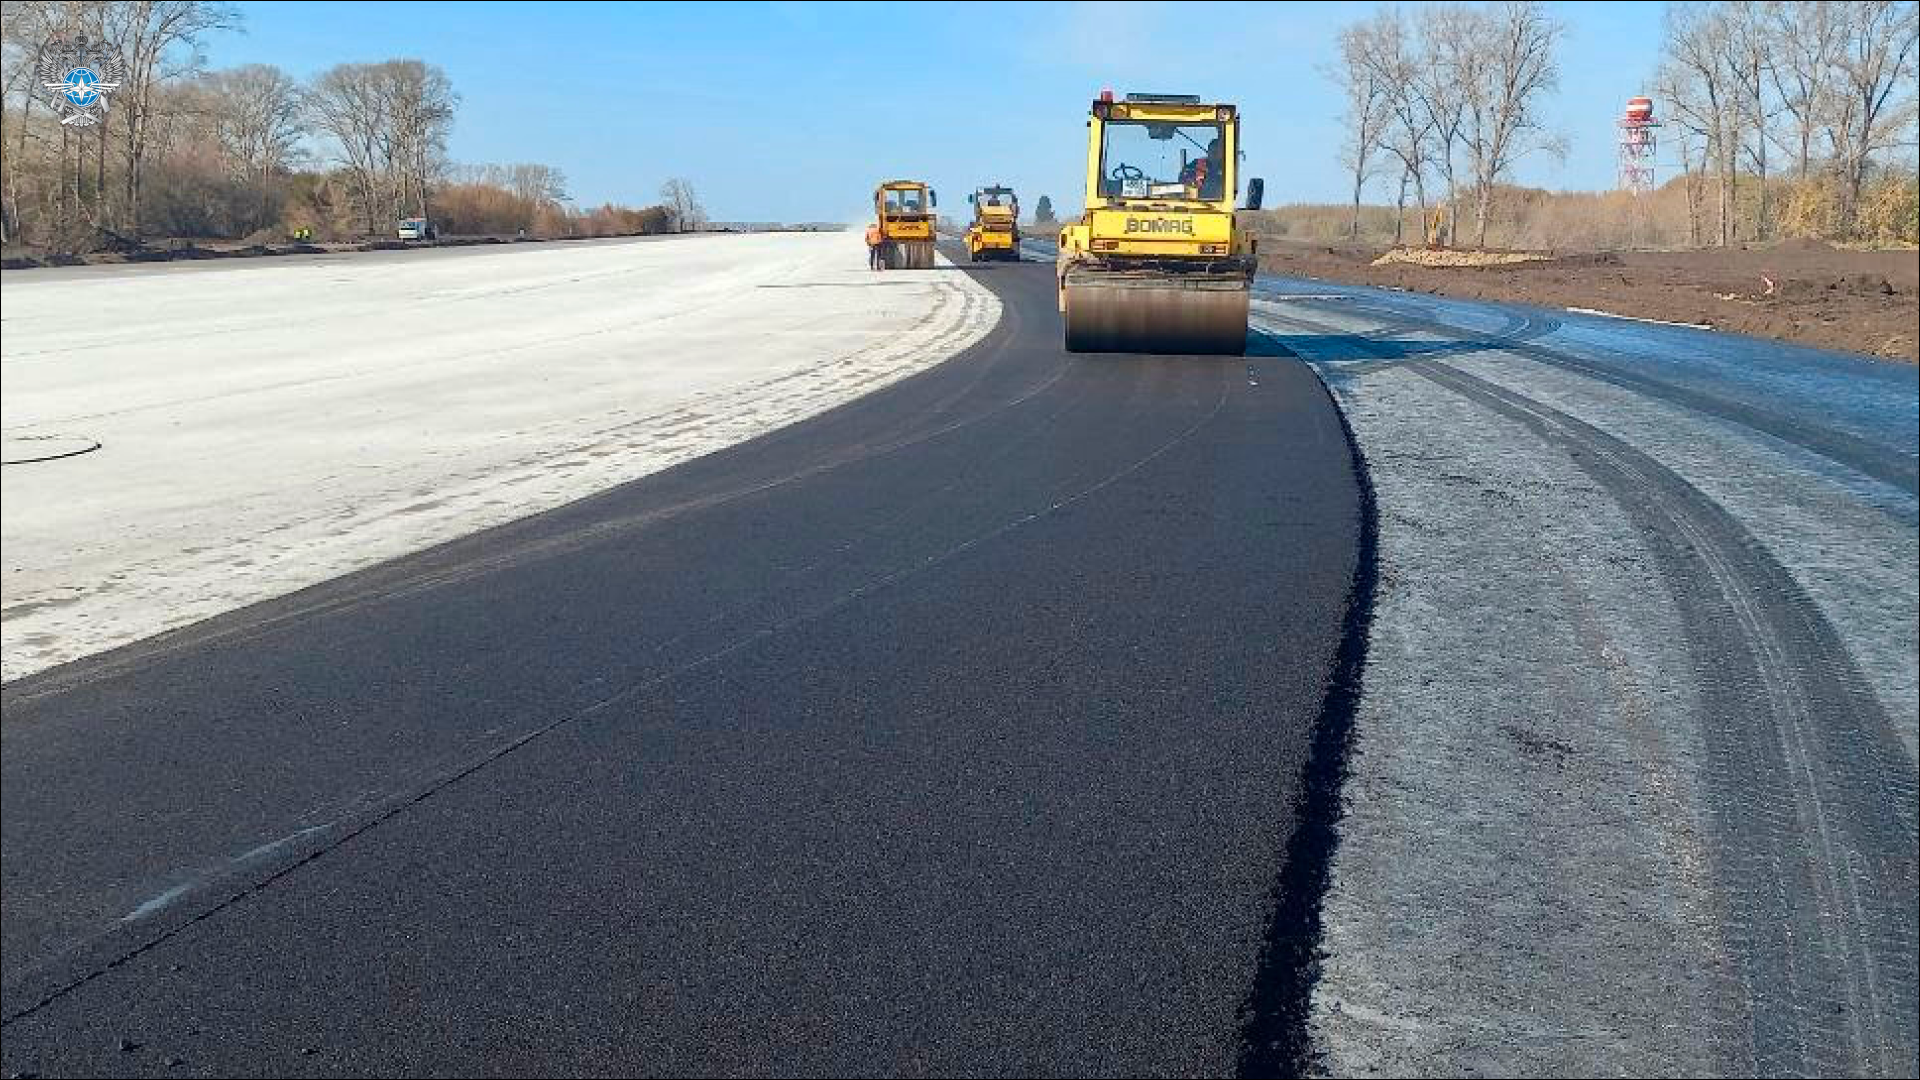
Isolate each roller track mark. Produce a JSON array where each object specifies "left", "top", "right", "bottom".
[
  {"left": 1406, "top": 358, "right": 1918, "bottom": 1077},
  {"left": 1257, "top": 290, "right": 1916, "bottom": 495}
]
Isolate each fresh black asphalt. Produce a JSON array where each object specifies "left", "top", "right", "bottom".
[{"left": 0, "top": 254, "right": 1364, "bottom": 1077}]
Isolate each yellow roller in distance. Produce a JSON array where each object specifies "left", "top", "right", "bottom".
[{"left": 871, "top": 180, "right": 938, "bottom": 272}]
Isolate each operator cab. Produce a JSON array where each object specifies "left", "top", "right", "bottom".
[
  {"left": 881, "top": 184, "right": 935, "bottom": 219},
  {"left": 1094, "top": 94, "right": 1231, "bottom": 204},
  {"left": 971, "top": 185, "right": 1017, "bottom": 211}
]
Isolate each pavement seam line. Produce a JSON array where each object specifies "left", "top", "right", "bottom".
[
  {"left": 3, "top": 290, "right": 1058, "bottom": 704},
  {"left": 1233, "top": 334, "right": 1380, "bottom": 1080}
]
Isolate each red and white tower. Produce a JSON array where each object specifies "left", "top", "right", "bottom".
[{"left": 1617, "top": 96, "right": 1660, "bottom": 195}]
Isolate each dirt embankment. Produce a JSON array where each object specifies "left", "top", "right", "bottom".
[{"left": 1258, "top": 237, "right": 1919, "bottom": 362}]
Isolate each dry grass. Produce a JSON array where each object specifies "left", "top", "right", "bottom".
[{"left": 1253, "top": 172, "right": 1918, "bottom": 253}]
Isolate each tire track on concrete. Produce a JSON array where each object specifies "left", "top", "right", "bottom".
[
  {"left": 1406, "top": 358, "right": 1918, "bottom": 1077},
  {"left": 4, "top": 279, "right": 1049, "bottom": 704}
]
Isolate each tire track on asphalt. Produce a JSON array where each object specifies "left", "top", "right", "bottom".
[
  {"left": 1406, "top": 358, "right": 1918, "bottom": 1077},
  {"left": 1259, "top": 290, "right": 1917, "bottom": 495}
]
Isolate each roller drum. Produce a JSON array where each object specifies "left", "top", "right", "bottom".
[{"left": 1061, "top": 268, "right": 1250, "bottom": 355}]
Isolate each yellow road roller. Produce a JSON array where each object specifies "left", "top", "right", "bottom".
[
  {"left": 871, "top": 180, "right": 938, "bottom": 270},
  {"left": 964, "top": 185, "right": 1021, "bottom": 262},
  {"left": 1056, "top": 92, "right": 1265, "bottom": 354}
]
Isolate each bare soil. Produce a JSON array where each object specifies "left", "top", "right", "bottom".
[{"left": 1258, "top": 237, "right": 1919, "bottom": 362}]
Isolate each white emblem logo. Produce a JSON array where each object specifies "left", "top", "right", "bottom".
[{"left": 38, "top": 34, "right": 124, "bottom": 128}]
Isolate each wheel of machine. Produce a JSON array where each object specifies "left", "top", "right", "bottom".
[{"left": 1061, "top": 268, "right": 1250, "bottom": 355}]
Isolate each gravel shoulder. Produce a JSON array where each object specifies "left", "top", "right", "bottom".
[
  {"left": 1252, "top": 288, "right": 1919, "bottom": 1077},
  {"left": 1, "top": 232, "right": 999, "bottom": 682}
]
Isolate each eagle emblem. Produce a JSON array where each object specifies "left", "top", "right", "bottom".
[{"left": 38, "top": 34, "right": 125, "bottom": 128}]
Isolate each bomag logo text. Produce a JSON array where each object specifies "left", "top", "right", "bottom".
[{"left": 1123, "top": 217, "right": 1196, "bottom": 236}]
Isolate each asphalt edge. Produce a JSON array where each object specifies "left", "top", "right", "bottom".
[{"left": 1234, "top": 358, "right": 1379, "bottom": 1079}]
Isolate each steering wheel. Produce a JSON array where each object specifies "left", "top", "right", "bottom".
[{"left": 1109, "top": 163, "right": 1146, "bottom": 183}]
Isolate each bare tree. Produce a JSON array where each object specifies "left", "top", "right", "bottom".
[
  {"left": 1767, "top": 0, "right": 1845, "bottom": 182},
  {"left": 1451, "top": 0, "right": 1564, "bottom": 248},
  {"left": 1722, "top": 2, "right": 1778, "bottom": 238},
  {"left": 1354, "top": 10, "right": 1436, "bottom": 244},
  {"left": 1660, "top": 4, "right": 1740, "bottom": 245},
  {"left": 3, "top": 1, "right": 120, "bottom": 241},
  {"left": 660, "top": 176, "right": 705, "bottom": 232},
  {"left": 305, "top": 59, "right": 455, "bottom": 233},
  {"left": 71, "top": 0, "right": 114, "bottom": 227},
  {"left": 1329, "top": 22, "right": 1390, "bottom": 241},
  {"left": 1829, "top": 0, "right": 1919, "bottom": 231},
  {"left": 205, "top": 63, "right": 302, "bottom": 180},
  {"left": 1657, "top": 0, "right": 1917, "bottom": 244},
  {"left": 1417, "top": 5, "right": 1473, "bottom": 246},
  {"left": 306, "top": 62, "right": 387, "bottom": 234},
  {"left": 115, "top": 1, "right": 240, "bottom": 233},
  {"left": 1, "top": 0, "right": 60, "bottom": 244},
  {"left": 1672, "top": 121, "right": 1710, "bottom": 246},
  {"left": 376, "top": 59, "right": 455, "bottom": 221},
  {"left": 4, "top": 8, "right": 586, "bottom": 250},
  {"left": 505, "top": 162, "right": 567, "bottom": 205}
]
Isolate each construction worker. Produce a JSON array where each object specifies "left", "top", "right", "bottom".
[
  {"left": 865, "top": 222, "right": 885, "bottom": 271},
  {"left": 1182, "top": 136, "right": 1226, "bottom": 200},
  {"left": 1175, "top": 136, "right": 1221, "bottom": 199}
]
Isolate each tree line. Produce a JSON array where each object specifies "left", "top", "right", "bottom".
[
  {"left": 1330, "top": 0, "right": 1917, "bottom": 251},
  {"left": 1, "top": 1, "right": 706, "bottom": 251},
  {"left": 1658, "top": 0, "right": 1917, "bottom": 246},
  {"left": 1330, "top": 0, "right": 1565, "bottom": 248}
]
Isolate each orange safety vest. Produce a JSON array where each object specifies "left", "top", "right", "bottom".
[{"left": 865, "top": 224, "right": 882, "bottom": 247}]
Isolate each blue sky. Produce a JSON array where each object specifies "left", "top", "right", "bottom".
[{"left": 208, "top": 0, "right": 1672, "bottom": 222}]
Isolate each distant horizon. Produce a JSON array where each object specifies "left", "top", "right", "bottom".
[{"left": 206, "top": 1, "right": 1675, "bottom": 221}]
